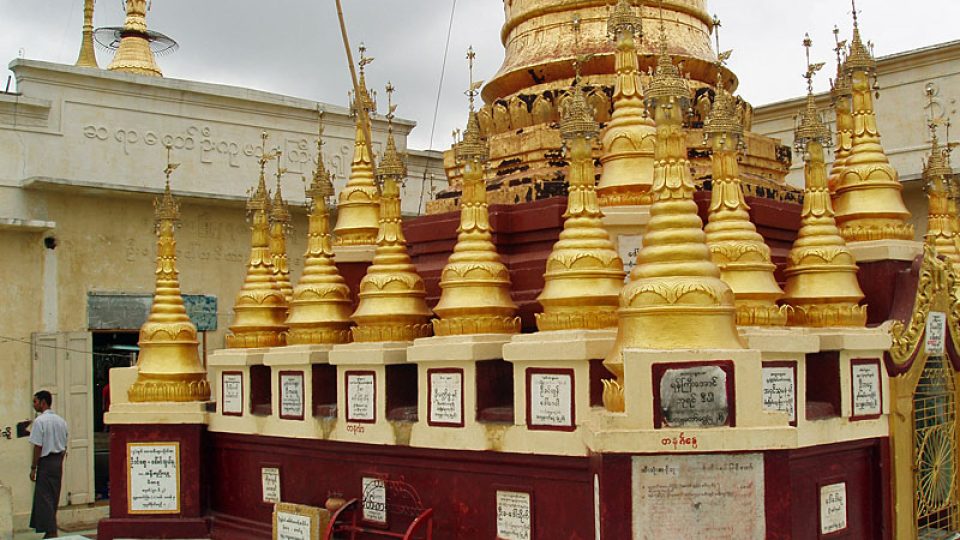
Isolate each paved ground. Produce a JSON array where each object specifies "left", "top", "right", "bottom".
[{"left": 13, "top": 530, "right": 96, "bottom": 539}]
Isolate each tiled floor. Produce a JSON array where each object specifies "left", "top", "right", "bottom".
[{"left": 13, "top": 530, "right": 96, "bottom": 539}]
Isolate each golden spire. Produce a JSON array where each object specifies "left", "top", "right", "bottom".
[
  {"left": 603, "top": 9, "right": 742, "bottom": 411},
  {"left": 226, "top": 133, "right": 289, "bottom": 348},
  {"left": 107, "top": 0, "right": 162, "bottom": 77},
  {"left": 433, "top": 48, "right": 520, "bottom": 336},
  {"left": 781, "top": 37, "right": 866, "bottom": 327},
  {"left": 286, "top": 110, "right": 354, "bottom": 344},
  {"left": 129, "top": 146, "right": 210, "bottom": 402},
  {"left": 921, "top": 92, "right": 960, "bottom": 267},
  {"left": 536, "top": 44, "right": 625, "bottom": 331},
  {"left": 827, "top": 26, "right": 852, "bottom": 192},
  {"left": 702, "top": 22, "right": 787, "bottom": 327},
  {"left": 333, "top": 44, "right": 381, "bottom": 246},
  {"left": 75, "top": 0, "right": 99, "bottom": 68},
  {"left": 350, "top": 85, "right": 434, "bottom": 342},
  {"left": 832, "top": 1, "right": 914, "bottom": 241},
  {"left": 597, "top": 0, "right": 657, "bottom": 206},
  {"left": 269, "top": 156, "right": 294, "bottom": 303}
]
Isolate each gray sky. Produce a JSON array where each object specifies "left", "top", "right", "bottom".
[{"left": 3, "top": 1, "right": 959, "bottom": 151}]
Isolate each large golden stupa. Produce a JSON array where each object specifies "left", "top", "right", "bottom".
[{"left": 428, "top": 0, "right": 793, "bottom": 213}]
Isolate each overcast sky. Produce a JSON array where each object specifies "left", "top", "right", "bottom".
[{"left": 3, "top": 1, "right": 959, "bottom": 151}]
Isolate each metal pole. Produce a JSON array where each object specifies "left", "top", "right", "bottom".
[{"left": 334, "top": 0, "right": 377, "bottom": 174}]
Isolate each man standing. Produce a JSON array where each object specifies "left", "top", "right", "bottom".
[{"left": 28, "top": 390, "right": 68, "bottom": 539}]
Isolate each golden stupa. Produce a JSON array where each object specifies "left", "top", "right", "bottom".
[
  {"left": 285, "top": 112, "right": 354, "bottom": 345},
  {"left": 535, "top": 53, "right": 625, "bottom": 332},
  {"left": 107, "top": 0, "right": 162, "bottom": 77},
  {"left": 702, "top": 37, "right": 786, "bottom": 327},
  {"left": 827, "top": 27, "right": 852, "bottom": 192},
  {"left": 226, "top": 134, "right": 289, "bottom": 348},
  {"left": 921, "top": 112, "right": 960, "bottom": 268},
  {"left": 781, "top": 42, "right": 866, "bottom": 328},
  {"left": 831, "top": 7, "right": 913, "bottom": 242},
  {"left": 75, "top": 0, "right": 98, "bottom": 68},
  {"left": 596, "top": 0, "right": 657, "bottom": 206},
  {"left": 269, "top": 159, "right": 294, "bottom": 303},
  {"left": 433, "top": 49, "right": 521, "bottom": 337},
  {"left": 129, "top": 148, "right": 210, "bottom": 402},
  {"left": 603, "top": 17, "right": 742, "bottom": 411},
  {"left": 350, "top": 85, "right": 434, "bottom": 342},
  {"left": 333, "top": 45, "right": 381, "bottom": 247}
]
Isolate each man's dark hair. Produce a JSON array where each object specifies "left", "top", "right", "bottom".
[{"left": 34, "top": 390, "right": 52, "bottom": 407}]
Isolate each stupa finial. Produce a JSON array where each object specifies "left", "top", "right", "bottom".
[
  {"left": 75, "top": 0, "right": 99, "bottom": 68},
  {"left": 129, "top": 145, "right": 210, "bottom": 402},
  {"left": 227, "top": 132, "right": 288, "bottom": 348},
  {"left": 703, "top": 24, "right": 786, "bottom": 327},
  {"left": 269, "top": 153, "right": 294, "bottom": 303},
  {"left": 782, "top": 37, "right": 866, "bottom": 327},
  {"left": 921, "top": 87, "right": 960, "bottom": 267},
  {"left": 286, "top": 111, "right": 354, "bottom": 344},
  {"left": 107, "top": 0, "right": 162, "bottom": 76}
]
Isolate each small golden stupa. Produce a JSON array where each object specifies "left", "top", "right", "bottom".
[
  {"left": 921, "top": 110, "right": 960, "bottom": 268},
  {"left": 536, "top": 53, "right": 625, "bottom": 332},
  {"left": 285, "top": 111, "right": 354, "bottom": 345},
  {"left": 432, "top": 49, "right": 521, "bottom": 337},
  {"left": 603, "top": 15, "right": 742, "bottom": 411},
  {"left": 832, "top": 4, "right": 913, "bottom": 242},
  {"left": 333, "top": 44, "right": 381, "bottom": 247},
  {"left": 781, "top": 40, "right": 866, "bottom": 327},
  {"left": 269, "top": 158, "right": 294, "bottom": 303},
  {"left": 596, "top": 0, "right": 657, "bottom": 206},
  {"left": 827, "top": 27, "right": 852, "bottom": 192},
  {"left": 350, "top": 85, "right": 433, "bottom": 342},
  {"left": 226, "top": 134, "right": 289, "bottom": 348},
  {"left": 702, "top": 31, "right": 786, "bottom": 327},
  {"left": 107, "top": 0, "right": 162, "bottom": 77},
  {"left": 75, "top": 0, "right": 98, "bottom": 68},
  {"left": 129, "top": 147, "right": 210, "bottom": 402}
]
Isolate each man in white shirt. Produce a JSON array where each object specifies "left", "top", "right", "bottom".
[{"left": 28, "top": 390, "right": 68, "bottom": 539}]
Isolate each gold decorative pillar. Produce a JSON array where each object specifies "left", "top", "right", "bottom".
[
  {"left": 129, "top": 149, "right": 210, "bottom": 402},
  {"left": 350, "top": 86, "right": 433, "bottom": 342},
  {"left": 334, "top": 45, "right": 380, "bottom": 247},
  {"left": 702, "top": 44, "right": 786, "bottom": 327},
  {"left": 921, "top": 117, "right": 960, "bottom": 268},
  {"left": 226, "top": 134, "right": 289, "bottom": 348},
  {"left": 832, "top": 13, "right": 913, "bottom": 242},
  {"left": 536, "top": 64, "right": 625, "bottom": 331},
  {"left": 75, "top": 0, "right": 99, "bottom": 68},
  {"left": 603, "top": 25, "right": 742, "bottom": 412},
  {"left": 781, "top": 48, "right": 866, "bottom": 327},
  {"left": 597, "top": 0, "right": 657, "bottom": 206},
  {"left": 285, "top": 112, "right": 354, "bottom": 344},
  {"left": 269, "top": 159, "right": 294, "bottom": 303},
  {"left": 107, "top": 0, "right": 162, "bottom": 77}
]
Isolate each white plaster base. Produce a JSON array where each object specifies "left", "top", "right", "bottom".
[
  {"left": 502, "top": 329, "right": 615, "bottom": 361},
  {"left": 329, "top": 341, "right": 412, "bottom": 366},
  {"left": 263, "top": 343, "right": 333, "bottom": 366},
  {"left": 332, "top": 244, "right": 377, "bottom": 263},
  {"left": 847, "top": 239, "right": 922, "bottom": 262},
  {"left": 105, "top": 401, "right": 209, "bottom": 425},
  {"left": 207, "top": 348, "right": 267, "bottom": 435},
  {"left": 408, "top": 333, "right": 514, "bottom": 362}
]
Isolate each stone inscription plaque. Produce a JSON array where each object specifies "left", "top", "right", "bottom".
[
  {"left": 127, "top": 442, "right": 180, "bottom": 514},
  {"left": 273, "top": 502, "right": 323, "bottom": 540},
  {"left": 222, "top": 372, "right": 243, "bottom": 416},
  {"left": 361, "top": 477, "right": 387, "bottom": 525},
  {"left": 631, "top": 454, "right": 765, "bottom": 539},
  {"left": 851, "top": 361, "right": 881, "bottom": 418},
  {"left": 280, "top": 372, "right": 304, "bottom": 420},
  {"left": 262, "top": 467, "right": 281, "bottom": 504},
  {"left": 346, "top": 372, "right": 376, "bottom": 422},
  {"left": 820, "top": 483, "right": 847, "bottom": 534},
  {"left": 658, "top": 365, "right": 729, "bottom": 427},
  {"left": 926, "top": 311, "right": 947, "bottom": 355},
  {"left": 528, "top": 371, "right": 573, "bottom": 429},
  {"left": 761, "top": 365, "right": 795, "bottom": 423},
  {"left": 429, "top": 370, "right": 463, "bottom": 426},
  {"left": 618, "top": 234, "right": 643, "bottom": 280},
  {"left": 496, "top": 490, "right": 532, "bottom": 540}
]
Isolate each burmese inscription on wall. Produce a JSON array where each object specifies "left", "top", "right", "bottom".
[
  {"left": 346, "top": 373, "right": 376, "bottom": 422},
  {"left": 819, "top": 483, "right": 847, "bottom": 534},
  {"left": 261, "top": 466, "right": 281, "bottom": 504},
  {"left": 851, "top": 361, "right": 881, "bottom": 418},
  {"left": 273, "top": 502, "right": 323, "bottom": 540},
  {"left": 618, "top": 234, "right": 643, "bottom": 280},
  {"left": 496, "top": 490, "right": 532, "bottom": 540},
  {"left": 127, "top": 442, "right": 180, "bottom": 514},
  {"left": 280, "top": 372, "right": 304, "bottom": 420},
  {"left": 222, "top": 372, "right": 243, "bottom": 416},
  {"left": 631, "top": 453, "right": 765, "bottom": 539},
  {"left": 658, "top": 365, "right": 729, "bottom": 427},
  {"left": 926, "top": 311, "right": 947, "bottom": 355},
  {"left": 761, "top": 365, "right": 795, "bottom": 423},
  {"left": 361, "top": 477, "right": 387, "bottom": 525},
  {"left": 429, "top": 370, "right": 463, "bottom": 426},
  {"left": 528, "top": 371, "right": 574, "bottom": 429}
]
